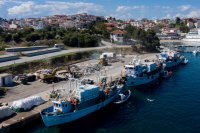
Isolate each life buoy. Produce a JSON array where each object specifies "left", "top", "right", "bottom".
[
  {"left": 104, "top": 88, "right": 110, "bottom": 95},
  {"left": 70, "top": 98, "right": 79, "bottom": 105}
]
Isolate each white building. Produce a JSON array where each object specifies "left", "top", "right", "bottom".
[
  {"left": 0, "top": 73, "right": 13, "bottom": 87},
  {"left": 110, "top": 30, "right": 127, "bottom": 43},
  {"left": 59, "top": 20, "right": 75, "bottom": 29},
  {"left": 187, "top": 22, "right": 194, "bottom": 29},
  {"left": 194, "top": 21, "right": 200, "bottom": 28},
  {"left": 9, "top": 22, "right": 18, "bottom": 29}
]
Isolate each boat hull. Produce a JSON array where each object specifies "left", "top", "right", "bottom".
[
  {"left": 126, "top": 72, "right": 161, "bottom": 87},
  {"left": 164, "top": 60, "right": 181, "bottom": 69},
  {"left": 41, "top": 94, "right": 117, "bottom": 127},
  {"left": 113, "top": 90, "right": 131, "bottom": 104}
]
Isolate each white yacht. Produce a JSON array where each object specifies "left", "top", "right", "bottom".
[{"left": 183, "top": 29, "right": 200, "bottom": 42}]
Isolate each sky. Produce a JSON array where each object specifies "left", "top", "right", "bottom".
[{"left": 0, "top": 0, "right": 200, "bottom": 19}]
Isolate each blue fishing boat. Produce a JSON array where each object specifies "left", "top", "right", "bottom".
[
  {"left": 125, "top": 56, "right": 163, "bottom": 87},
  {"left": 158, "top": 50, "right": 186, "bottom": 68},
  {"left": 40, "top": 79, "right": 122, "bottom": 127}
]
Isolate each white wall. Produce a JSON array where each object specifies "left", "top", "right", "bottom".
[
  {"left": 0, "top": 75, "right": 13, "bottom": 86},
  {"left": 110, "top": 34, "right": 124, "bottom": 43}
]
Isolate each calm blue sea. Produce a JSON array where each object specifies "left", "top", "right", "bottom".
[{"left": 21, "top": 51, "right": 200, "bottom": 133}]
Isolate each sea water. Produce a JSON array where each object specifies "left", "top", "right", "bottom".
[{"left": 21, "top": 52, "right": 200, "bottom": 133}]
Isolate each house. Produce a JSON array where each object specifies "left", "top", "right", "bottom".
[
  {"left": 194, "top": 21, "right": 200, "bottom": 28},
  {"left": 59, "top": 20, "right": 75, "bottom": 29},
  {"left": 110, "top": 30, "right": 127, "bottom": 43},
  {"left": 9, "top": 21, "right": 18, "bottom": 29},
  {"left": 187, "top": 22, "right": 194, "bottom": 29},
  {"left": 33, "top": 21, "right": 44, "bottom": 30}
]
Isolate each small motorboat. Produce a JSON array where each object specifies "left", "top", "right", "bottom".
[
  {"left": 192, "top": 50, "right": 197, "bottom": 55},
  {"left": 113, "top": 90, "right": 131, "bottom": 104},
  {"left": 181, "top": 58, "right": 189, "bottom": 64}
]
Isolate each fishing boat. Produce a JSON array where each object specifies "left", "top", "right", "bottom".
[
  {"left": 158, "top": 50, "right": 185, "bottom": 69},
  {"left": 125, "top": 56, "right": 163, "bottom": 87},
  {"left": 113, "top": 90, "right": 131, "bottom": 104},
  {"left": 40, "top": 78, "right": 122, "bottom": 127}
]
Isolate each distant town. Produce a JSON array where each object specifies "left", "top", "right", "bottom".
[
  {"left": 0, "top": 13, "right": 199, "bottom": 40},
  {"left": 0, "top": 12, "right": 200, "bottom": 56}
]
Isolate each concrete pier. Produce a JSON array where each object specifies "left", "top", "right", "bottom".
[
  {"left": 0, "top": 101, "right": 52, "bottom": 133},
  {"left": 0, "top": 53, "right": 157, "bottom": 133}
]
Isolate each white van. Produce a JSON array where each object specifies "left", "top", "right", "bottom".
[{"left": 54, "top": 44, "right": 65, "bottom": 50}]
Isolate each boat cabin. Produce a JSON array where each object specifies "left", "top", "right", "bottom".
[
  {"left": 53, "top": 100, "right": 73, "bottom": 113},
  {"left": 145, "top": 62, "right": 157, "bottom": 72},
  {"left": 125, "top": 64, "right": 145, "bottom": 76}
]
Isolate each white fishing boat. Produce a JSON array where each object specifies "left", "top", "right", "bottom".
[
  {"left": 125, "top": 56, "right": 163, "bottom": 87},
  {"left": 113, "top": 90, "right": 131, "bottom": 104},
  {"left": 40, "top": 78, "right": 122, "bottom": 127}
]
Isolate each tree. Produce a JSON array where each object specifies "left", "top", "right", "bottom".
[
  {"left": 45, "top": 32, "right": 54, "bottom": 39},
  {"left": 0, "top": 27, "right": 3, "bottom": 34},
  {"left": 95, "top": 22, "right": 107, "bottom": 31},
  {"left": 102, "top": 31, "right": 110, "bottom": 39},
  {"left": 176, "top": 22, "right": 189, "bottom": 33},
  {"left": 125, "top": 25, "right": 160, "bottom": 52},
  {"left": 57, "top": 30, "right": 64, "bottom": 37},
  {"left": 26, "top": 33, "right": 40, "bottom": 42},
  {"left": 4, "top": 34, "right": 12, "bottom": 42},
  {"left": 22, "top": 28, "right": 34, "bottom": 36},
  {"left": 124, "top": 25, "right": 137, "bottom": 36},
  {"left": 63, "top": 32, "right": 99, "bottom": 47},
  {"left": 43, "top": 26, "right": 52, "bottom": 32},
  {"left": 13, "top": 34, "right": 21, "bottom": 43},
  {"left": 175, "top": 17, "right": 181, "bottom": 25}
]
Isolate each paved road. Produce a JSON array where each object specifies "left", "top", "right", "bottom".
[{"left": 0, "top": 43, "right": 130, "bottom": 67}]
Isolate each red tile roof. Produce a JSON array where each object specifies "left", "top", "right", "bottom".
[{"left": 111, "top": 30, "right": 127, "bottom": 34}]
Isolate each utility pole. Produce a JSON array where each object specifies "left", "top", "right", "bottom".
[{"left": 11, "top": 40, "right": 15, "bottom": 74}]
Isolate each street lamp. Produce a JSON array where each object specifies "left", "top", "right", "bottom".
[{"left": 75, "top": 22, "right": 80, "bottom": 51}]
